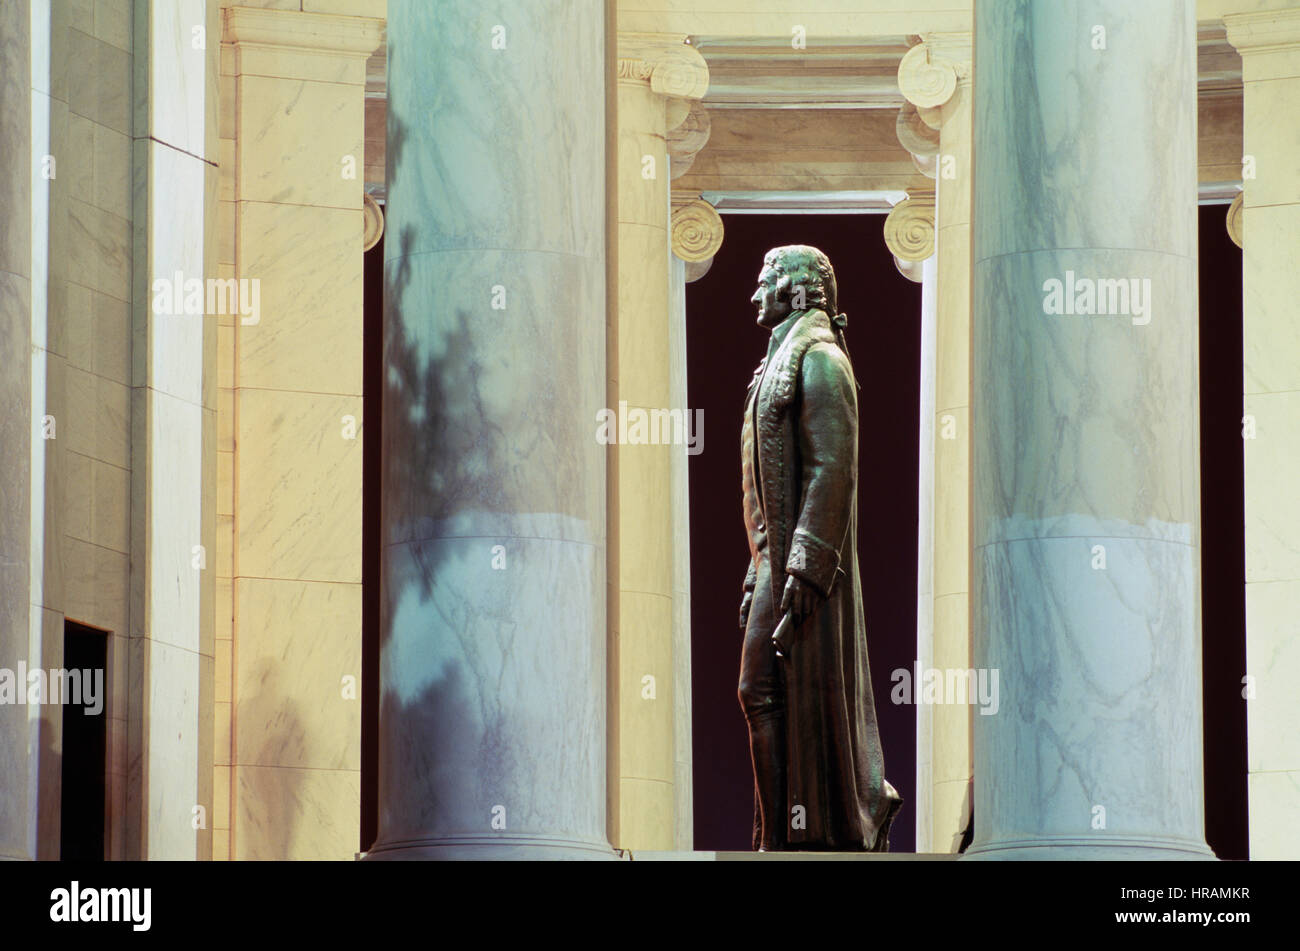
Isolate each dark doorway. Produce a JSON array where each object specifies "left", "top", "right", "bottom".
[
  {"left": 686, "top": 213, "right": 923, "bottom": 852},
  {"left": 60, "top": 622, "right": 107, "bottom": 861},
  {"left": 1197, "top": 201, "right": 1249, "bottom": 860},
  {"left": 361, "top": 225, "right": 384, "bottom": 853}
]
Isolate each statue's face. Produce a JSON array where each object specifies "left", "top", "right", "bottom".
[{"left": 751, "top": 262, "right": 792, "bottom": 328}]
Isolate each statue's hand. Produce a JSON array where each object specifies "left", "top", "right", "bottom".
[
  {"left": 739, "top": 590, "right": 754, "bottom": 631},
  {"left": 780, "top": 574, "right": 819, "bottom": 626}
]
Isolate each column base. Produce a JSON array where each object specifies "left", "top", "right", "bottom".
[
  {"left": 630, "top": 850, "right": 958, "bottom": 861},
  {"left": 962, "top": 835, "right": 1216, "bottom": 861},
  {"left": 360, "top": 833, "right": 619, "bottom": 861}
]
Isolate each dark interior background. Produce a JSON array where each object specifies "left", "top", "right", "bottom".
[
  {"left": 686, "top": 214, "right": 922, "bottom": 852},
  {"left": 361, "top": 204, "right": 1248, "bottom": 859},
  {"left": 362, "top": 230, "right": 383, "bottom": 853},
  {"left": 1197, "top": 201, "right": 1248, "bottom": 860}
]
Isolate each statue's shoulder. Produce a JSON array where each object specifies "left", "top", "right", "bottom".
[
  {"left": 800, "top": 339, "right": 853, "bottom": 385},
  {"left": 793, "top": 311, "right": 847, "bottom": 369},
  {"left": 788, "top": 309, "right": 837, "bottom": 352},
  {"left": 799, "top": 307, "right": 833, "bottom": 330},
  {"left": 768, "top": 311, "right": 847, "bottom": 410}
]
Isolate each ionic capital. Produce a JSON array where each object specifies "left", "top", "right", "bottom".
[
  {"left": 363, "top": 194, "right": 384, "bottom": 251},
  {"left": 897, "top": 34, "right": 971, "bottom": 111},
  {"left": 668, "top": 101, "right": 712, "bottom": 179},
  {"left": 883, "top": 191, "right": 936, "bottom": 282},
  {"left": 617, "top": 33, "right": 710, "bottom": 101},
  {"left": 671, "top": 194, "right": 724, "bottom": 282},
  {"left": 1226, "top": 192, "right": 1244, "bottom": 249},
  {"left": 896, "top": 101, "right": 941, "bottom": 158}
]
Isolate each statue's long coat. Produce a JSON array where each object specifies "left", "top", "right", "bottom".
[{"left": 741, "top": 308, "right": 898, "bottom": 850}]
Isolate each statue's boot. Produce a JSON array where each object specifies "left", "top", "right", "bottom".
[
  {"left": 867, "top": 780, "right": 904, "bottom": 853},
  {"left": 748, "top": 710, "right": 787, "bottom": 851}
]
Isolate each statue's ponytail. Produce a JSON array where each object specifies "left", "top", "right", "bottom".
[{"left": 830, "top": 313, "right": 860, "bottom": 391}]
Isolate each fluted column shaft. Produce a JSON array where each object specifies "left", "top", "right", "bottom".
[
  {"left": 369, "top": 0, "right": 611, "bottom": 860},
  {"left": 969, "top": 0, "right": 1211, "bottom": 859}
]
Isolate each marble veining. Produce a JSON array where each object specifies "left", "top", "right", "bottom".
[
  {"left": 370, "top": 0, "right": 610, "bottom": 859},
  {"left": 971, "top": 0, "right": 1208, "bottom": 859}
]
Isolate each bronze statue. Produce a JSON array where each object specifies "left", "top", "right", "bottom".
[{"left": 738, "top": 245, "right": 903, "bottom": 851}]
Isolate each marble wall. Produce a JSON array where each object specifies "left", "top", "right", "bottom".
[
  {"left": 220, "top": 3, "right": 380, "bottom": 860},
  {"left": 59, "top": 0, "right": 136, "bottom": 679},
  {"left": 0, "top": 0, "right": 140, "bottom": 861},
  {"left": 0, "top": 0, "right": 214, "bottom": 862},
  {"left": 127, "top": 0, "right": 219, "bottom": 861}
]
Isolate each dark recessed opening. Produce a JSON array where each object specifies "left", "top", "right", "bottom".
[
  {"left": 1197, "top": 202, "right": 1249, "bottom": 860},
  {"left": 362, "top": 224, "right": 385, "bottom": 853},
  {"left": 60, "top": 621, "right": 107, "bottom": 861},
  {"left": 687, "top": 214, "right": 922, "bottom": 852}
]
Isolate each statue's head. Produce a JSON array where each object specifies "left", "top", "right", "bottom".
[{"left": 751, "top": 245, "right": 838, "bottom": 329}]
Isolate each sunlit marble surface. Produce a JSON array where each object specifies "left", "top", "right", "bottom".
[
  {"left": 1227, "top": 8, "right": 1300, "bottom": 860},
  {"left": 221, "top": 5, "right": 378, "bottom": 860}
]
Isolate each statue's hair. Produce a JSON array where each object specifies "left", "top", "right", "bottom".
[
  {"left": 764, "top": 245, "right": 838, "bottom": 317},
  {"left": 764, "top": 244, "right": 854, "bottom": 370}
]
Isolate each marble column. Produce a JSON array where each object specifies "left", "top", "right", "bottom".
[
  {"left": 896, "top": 33, "right": 975, "bottom": 853},
  {"left": 1225, "top": 8, "right": 1300, "bottom": 861},
  {"left": 969, "top": 0, "right": 1211, "bottom": 860},
  {"left": 668, "top": 253, "right": 694, "bottom": 852},
  {"left": 0, "top": 0, "right": 39, "bottom": 862},
  {"left": 665, "top": 190, "right": 719, "bottom": 852},
  {"left": 368, "top": 0, "right": 611, "bottom": 860},
  {"left": 609, "top": 33, "right": 707, "bottom": 851},
  {"left": 912, "top": 253, "right": 939, "bottom": 854}
]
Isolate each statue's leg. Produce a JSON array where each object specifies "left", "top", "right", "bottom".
[
  {"left": 744, "top": 706, "right": 786, "bottom": 851},
  {"left": 737, "top": 558, "right": 786, "bottom": 851}
]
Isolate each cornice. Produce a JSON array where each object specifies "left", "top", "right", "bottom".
[
  {"left": 1225, "top": 9, "right": 1300, "bottom": 53},
  {"left": 224, "top": 6, "right": 383, "bottom": 55}
]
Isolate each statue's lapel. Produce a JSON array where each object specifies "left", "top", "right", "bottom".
[
  {"left": 744, "top": 356, "right": 767, "bottom": 409},
  {"left": 755, "top": 310, "right": 838, "bottom": 616}
]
